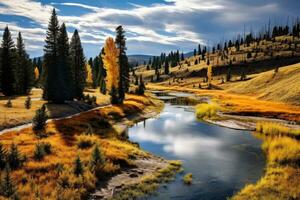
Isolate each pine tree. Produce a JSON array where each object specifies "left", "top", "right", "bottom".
[
  {"left": 92, "top": 56, "right": 100, "bottom": 89},
  {"left": 1, "top": 26, "right": 17, "bottom": 96},
  {"left": 74, "top": 155, "right": 84, "bottom": 177},
  {"left": 89, "top": 144, "right": 105, "bottom": 171},
  {"left": 1, "top": 166, "right": 17, "bottom": 198},
  {"left": 198, "top": 44, "right": 201, "bottom": 55},
  {"left": 57, "top": 23, "right": 73, "bottom": 102},
  {"left": 7, "top": 143, "right": 22, "bottom": 170},
  {"left": 43, "top": 9, "right": 60, "bottom": 102},
  {"left": 16, "top": 32, "right": 33, "bottom": 95},
  {"left": 137, "top": 75, "right": 146, "bottom": 95},
  {"left": 115, "top": 26, "right": 129, "bottom": 103},
  {"left": 0, "top": 143, "right": 7, "bottom": 170},
  {"left": 98, "top": 48, "right": 107, "bottom": 94},
  {"left": 164, "top": 60, "right": 169, "bottom": 75},
  {"left": 70, "top": 30, "right": 86, "bottom": 99},
  {"left": 32, "top": 104, "right": 48, "bottom": 134},
  {"left": 24, "top": 96, "right": 31, "bottom": 109},
  {"left": 33, "top": 143, "right": 45, "bottom": 161}
]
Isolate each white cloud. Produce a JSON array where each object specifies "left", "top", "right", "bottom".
[{"left": 0, "top": 0, "right": 280, "bottom": 56}]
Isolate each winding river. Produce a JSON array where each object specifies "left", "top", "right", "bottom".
[{"left": 128, "top": 92, "right": 266, "bottom": 200}]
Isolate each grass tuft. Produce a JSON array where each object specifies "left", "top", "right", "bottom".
[
  {"left": 183, "top": 173, "right": 193, "bottom": 185},
  {"left": 195, "top": 102, "right": 220, "bottom": 119}
]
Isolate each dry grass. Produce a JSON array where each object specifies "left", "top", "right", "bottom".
[
  {"left": 256, "top": 122, "right": 300, "bottom": 138},
  {"left": 195, "top": 103, "right": 220, "bottom": 119},
  {"left": 227, "top": 63, "right": 300, "bottom": 105},
  {"left": 0, "top": 93, "right": 162, "bottom": 199},
  {"left": 232, "top": 123, "right": 300, "bottom": 200},
  {"left": 147, "top": 83, "right": 300, "bottom": 122}
]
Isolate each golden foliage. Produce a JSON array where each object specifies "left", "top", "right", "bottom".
[
  {"left": 86, "top": 63, "right": 93, "bottom": 84},
  {"left": 102, "top": 37, "right": 119, "bottom": 91},
  {"left": 34, "top": 67, "right": 39, "bottom": 80}
]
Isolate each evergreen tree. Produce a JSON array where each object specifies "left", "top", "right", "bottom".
[
  {"left": 164, "top": 60, "right": 169, "bottom": 75},
  {"left": 16, "top": 32, "right": 33, "bottom": 95},
  {"left": 193, "top": 49, "right": 197, "bottom": 56},
  {"left": 0, "top": 143, "right": 7, "bottom": 170},
  {"left": 137, "top": 75, "right": 146, "bottom": 95},
  {"left": 57, "top": 23, "right": 73, "bottom": 102},
  {"left": 33, "top": 143, "right": 45, "bottom": 161},
  {"left": 70, "top": 30, "right": 86, "bottom": 99},
  {"left": 32, "top": 104, "right": 48, "bottom": 134},
  {"left": 1, "top": 26, "right": 17, "bottom": 96},
  {"left": 89, "top": 144, "right": 105, "bottom": 170},
  {"left": 7, "top": 143, "right": 22, "bottom": 170},
  {"left": 115, "top": 26, "right": 129, "bottom": 104},
  {"left": 98, "top": 48, "right": 107, "bottom": 94},
  {"left": 198, "top": 44, "right": 201, "bottom": 55},
  {"left": 24, "top": 96, "right": 31, "bottom": 109},
  {"left": 92, "top": 56, "right": 100, "bottom": 88},
  {"left": 181, "top": 52, "right": 184, "bottom": 61},
  {"left": 43, "top": 9, "right": 60, "bottom": 102},
  {"left": 74, "top": 155, "right": 84, "bottom": 177},
  {"left": 1, "top": 166, "right": 17, "bottom": 198}
]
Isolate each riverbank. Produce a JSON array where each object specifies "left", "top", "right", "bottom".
[
  {"left": 150, "top": 87, "right": 300, "bottom": 199},
  {"left": 147, "top": 83, "right": 300, "bottom": 123},
  {"left": 0, "top": 92, "right": 181, "bottom": 199}
]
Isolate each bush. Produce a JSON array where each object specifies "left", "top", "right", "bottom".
[
  {"left": 33, "top": 142, "right": 52, "bottom": 161},
  {"left": 195, "top": 103, "right": 220, "bottom": 119},
  {"left": 24, "top": 96, "right": 31, "bottom": 109},
  {"left": 32, "top": 105, "right": 48, "bottom": 134},
  {"left": 5, "top": 99, "right": 12, "bottom": 108},
  {"left": 33, "top": 143, "right": 45, "bottom": 161},
  {"left": 76, "top": 135, "right": 94, "bottom": 149},
  {"left": 183, "top": 173, "right": 193, "bottom": 185}
]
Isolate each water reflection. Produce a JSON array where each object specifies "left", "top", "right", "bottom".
[{"left": 128, "top": 97, "right": 265, "bottom": 200}]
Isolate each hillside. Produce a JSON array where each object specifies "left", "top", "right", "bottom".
[{"left": 225, "top": 63, "right": 300, "bottom": 105}]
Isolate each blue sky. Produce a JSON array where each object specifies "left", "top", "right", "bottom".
[{"left": 0, "top": 0, "right": 299, "bottom": 58}]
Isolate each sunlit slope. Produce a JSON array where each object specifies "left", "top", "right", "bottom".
[{"left": 227, "top": 63, "right": 300, "bottom": 105}]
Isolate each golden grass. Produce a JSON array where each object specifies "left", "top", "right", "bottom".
[
  {"left": 232, "top": 123, "right": 300, "bottom": 200},
  {"left": 0, "top": 93, "right": 162, "bottom": 199},
  {"left": 147, "top": 83, "right": 300, "bottom": 122},
  {"left": 256, "top": 122, "right": 300, "bottom": 138},
  {"left": 195, "top": 103, "right": 220, "bottom": 119},
  {"left": 183, "top": 173, "right": 193, "bottom": 185}
]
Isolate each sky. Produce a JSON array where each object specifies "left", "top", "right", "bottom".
[{"left": 0, "top": 0, "right": 299, "bottom": 58}]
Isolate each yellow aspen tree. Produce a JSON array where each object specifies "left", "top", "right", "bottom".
[
  {"left": 102, "top": 37, "right": 119, "bottom": 91},
  {"left": 86, "top": 63, "right": 93, "bottom": 84},
  {"left": 34, "top": 67, "right": 39, "bottom": 81}
]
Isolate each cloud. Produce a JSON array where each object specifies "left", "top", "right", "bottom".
[{"left": 0, "top": 0, "right": 284, "bottom": 57}]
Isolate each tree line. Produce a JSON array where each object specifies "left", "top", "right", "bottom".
[{"left": 1, "top": 8, "right": 131, "bottom": 105}]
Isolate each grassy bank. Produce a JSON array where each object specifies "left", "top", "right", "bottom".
[
  {"left": 0, "top": 93, "right": 166, "bottom": 199},
  {"left": 232, "top": 123, "right": 300, "bottom": 200},
  {"left": 147, "top": 83, "right": 300, "bottom": 122}
]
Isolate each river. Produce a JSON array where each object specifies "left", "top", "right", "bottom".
[{"left": 128, "top": 92, "right": 265, "bottom": 200}]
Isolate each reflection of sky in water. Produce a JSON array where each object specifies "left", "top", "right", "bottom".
[{"left": 129, "top": 104, "right": 265, "bottom": 200}]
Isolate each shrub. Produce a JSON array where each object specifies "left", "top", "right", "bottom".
[
  {"left": 195, "top": 103, "right": 220, "bottom": 119},
  {"left": 5, "top": 99, "right": 12, "bottom": 108},
  {"left": 24, "top": 96, "right": 31, "bottom": 109},
  {"left": 183, "top": 173, "right": 193, "bottom": 185},
  {"left": 7, "top": 143, "right": 23, "bottom": 170},
  {"left": 89, "top": 144, "right": 105, "bottom": 174},
  {"left": 32, "top": 105, "right": 48, "bottom": 134},
  {"left": 76, "top": 135, "right": 94, "bottom": 149},
  {"left": 0, "top": 166, "right": 17, "bottom": 198},
  {"left": 33, "top": 143, "right": 45, "bottom": 161}
]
